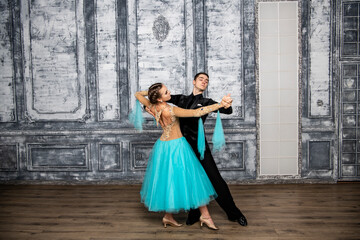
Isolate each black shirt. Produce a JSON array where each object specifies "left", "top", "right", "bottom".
[{"left": 167, "top": 93, "right": 232, "bottom": 149}]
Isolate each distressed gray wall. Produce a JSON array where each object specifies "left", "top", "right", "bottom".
[
  {"left": 0, "top": 0, "right": 357, "bottom": 182},
  {"left": 300, "top": 0, "right": 335, "bottom": 180}
]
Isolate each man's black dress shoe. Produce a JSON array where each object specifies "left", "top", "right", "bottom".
[{"left": 229, "top": 215, "right": 248, "bottom": 226}]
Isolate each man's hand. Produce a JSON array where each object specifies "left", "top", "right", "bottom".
[{"left": 221, "top": 94, "right": 233, "bottom": 109}]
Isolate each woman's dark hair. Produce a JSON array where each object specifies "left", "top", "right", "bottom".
[{"left": 148, "top": 83, "right": 163, "bottom": 104}]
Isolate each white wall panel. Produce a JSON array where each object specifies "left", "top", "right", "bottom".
[
  {"left": 96, "top": 0, "right": 120, "bottom": 121},
  {"left": 206, "top": 0, "right": 243, "bottom": 118},
  {"left": 259, "top": 1, "right": 299, "bottom": 176},
  {"left": 0, "top": 0, "right": 16, "bottom": 122},
  {"left": 309, "top": 0, "right": 331, "bottom": 117},
  {"left": 128, "top": 0, "right": 194, "bottom": 108},
  {"left": 22, "top": 0, "right": 87, "bottom": 121}
]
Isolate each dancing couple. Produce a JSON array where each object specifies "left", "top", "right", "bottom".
[{"left": 131, "top": 73, "right": 247, "bottom": 230}]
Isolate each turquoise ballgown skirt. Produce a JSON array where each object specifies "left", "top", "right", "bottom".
[{"left": 140, "top": 137, "right": 217, "bottom": 213}]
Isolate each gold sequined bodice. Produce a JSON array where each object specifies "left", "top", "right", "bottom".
[
  {"left": 150, "top": 102, "right": 222, "bottom": 141},
  {"left": 152, "top": 105, "right": 182, "bottom": 141}
]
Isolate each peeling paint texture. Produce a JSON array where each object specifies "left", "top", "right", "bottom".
[
  {"left": 0, "top": 0, "right": 354, "bottom": 182},
  {"left": 96, "top": 0, "right": 120, "bottom": 121},
  {"left": 309, "top": 0, "right": 331, "bottom": 117},
  {"left": 206, "top": 0, "right": 243, "bottom": 118},
  {"left": 22, "top": 0, "right": 87, "bottom": 120},
  {"left": 0, "top": 0, "right": 16, "bottom": 122}
]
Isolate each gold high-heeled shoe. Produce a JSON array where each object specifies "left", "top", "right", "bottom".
[
  {"left": 199, "top": 215, "right": 219, "bottom": 230},
  {"left": 162, "top": 217, "right": 183, "bottom": 228}
]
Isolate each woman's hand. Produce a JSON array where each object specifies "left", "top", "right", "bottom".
[{"left": 145, "top": 106, "right": 165, "bottom": 127}]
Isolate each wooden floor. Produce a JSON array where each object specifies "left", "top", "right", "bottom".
[{"left": 0, "top": 183, "right": 359, "bottom": 240}]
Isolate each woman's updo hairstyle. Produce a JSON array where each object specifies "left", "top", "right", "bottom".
[{"left": 148, "top": 83, "right": 163, "bottom": 104}]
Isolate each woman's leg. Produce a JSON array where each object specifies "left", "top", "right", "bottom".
[
  {"left": 199, "top": 206, "right": 211, "bottom": 218},
  {"left": 198, "top": 205, "right": 218, "bottom": 229},
  {"left": 163, "top": 212, "right": 175, "bottom": 221}
]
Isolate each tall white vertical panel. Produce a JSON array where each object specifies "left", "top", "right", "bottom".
[
  {"left": 259, "top": 2, "right": 299, "bottom": 175},
  {"left": 96, "top": 0, "right": 120, "bottom": 121}
]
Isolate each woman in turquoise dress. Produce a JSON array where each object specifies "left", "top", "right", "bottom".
[{"left": 132, "top": 83, "right": 231, "bottom": 230}]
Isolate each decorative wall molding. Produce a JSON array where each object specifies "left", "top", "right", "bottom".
[
  {"left": 128, "top": 0, "right": 194, "bottom": 112},
  {"left": 308, "top": 0, "right": 332, "bottom": 117},
  {"left": 95, "top": 0, "right": 120, "bottom": 121},
  {"left": 0, "top": 144, "right": 19, "bottom": 172},
  {"left": 98, "top": 143, "right": 123, "bottom": 172},
  {"left": 335, "top": 1, "right": 360, "bottom": 180},
  {"left": 205, "top": 0, "right": 244, "bottom": 119},
  {"left": 210, "top": 141, "right": 245, "bottom": 171},
  {"left": 339, "top": 63, "right": 359, "bottom": 178},
  {"left": 339, "top": 0, "right": 360, "bottom": 59},
  {"left": 129, "top": 141, "right": 154, "bottom": 171},
  {"left": 0, "top": 0, "right": 16, "bottom": 123},
  {"left": 301, "top": 132, "right": 335, "bottom": 179},
  {"left": 0, "top": 127, "right": 256, "bottom": 136},
  {"left": 0, "top": 0, "right": 340, "bottom": 182},
  {"left": 21, "top": 0, "right": 88, "bottom": 121},
  {"left": 26, "top": 143, "right": 90, "bottom": 171},
  {"left": 308, "top": 140, "right": 332, "bottom": 170}
]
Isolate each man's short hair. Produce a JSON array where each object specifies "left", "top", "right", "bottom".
[{"left": 194, "top": 72, "right": 209, "bottom": 81}]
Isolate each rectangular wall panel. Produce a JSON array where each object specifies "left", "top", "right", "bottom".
[
  {"left": 210, "top": 141, "right": 244, "bottom": 170},
  {"left": 130, "top": 142, "right": 154, "bottom": 171},
  {"left": 259, "top": 1, "right": 299, "bottom": 176},
  {"left": 309, "top": 141, "right": 331, "bottom": 170},
  {"left": 0, "top": 0, "right": 16, "bottom": 122},
  {"left": 340, "top": 63, "right": 360, "bottom": 178},
  {"left": 21, "top": 0, "right": 87, "bottom": 121},
  {"left": 128, "top": 0, "right": 194, "bottom": 107},
  {"left": 99, "top": 143, "right": 122, "bottom": 172},
  {"left": 27, "top": 144, "right": 90, "bottom": 171},
  {"left": 308, "top": 0, "right": 331, "bottom": 117},
  {"left": 0, "top": 145, "right": 18, "bottom": 171},
  {"left": 96, "top": 0, "right": 120, "bottom": 121},
  {"left": 206, "top": 0, "right": 243, "bottom": 118},
  {"left": 341, "top": 1, "right": 360, "bottom": 58}
]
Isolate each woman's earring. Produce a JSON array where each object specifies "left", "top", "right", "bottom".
[{"left": 160, "top": 100, "right": 163, "bottom": 103}]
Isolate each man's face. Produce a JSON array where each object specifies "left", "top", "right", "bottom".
[{"left": 193, "top": 74, "right": 209, "bottom": 92}]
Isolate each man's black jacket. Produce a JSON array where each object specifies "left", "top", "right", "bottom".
[{"left": 167, "top": 93, "right": 232, "bottom": 150}]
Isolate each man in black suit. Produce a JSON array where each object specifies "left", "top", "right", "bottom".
[{"left": 166, "top": 72, "right": 247, "bottom": 226}]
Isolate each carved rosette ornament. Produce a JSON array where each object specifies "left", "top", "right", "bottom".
[{"left": 152, "top": 15, "right": 170, "bottom": 42}]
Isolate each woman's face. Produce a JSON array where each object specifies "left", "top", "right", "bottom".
[{"left": 158, "top": 85, "right": 171, "bottom": 102}]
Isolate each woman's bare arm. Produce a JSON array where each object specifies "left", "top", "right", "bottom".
[{"left": 134, "top": 91, "right": 151, "bottom": 108}]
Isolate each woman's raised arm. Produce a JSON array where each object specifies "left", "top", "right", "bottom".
[{"left": 135, "top": 91, "right": 151, "bottom": 108}]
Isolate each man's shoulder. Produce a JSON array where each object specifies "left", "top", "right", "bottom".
[
  {"left": 200, "top": 96, "right": 216, "bottom": 104},
  {"left": 171, "top": 94, "right": 188, "bottom": 98},
  {"left": 170, "top": 94, "right": 190, "bottom": 102},
  {"left": 168, "top": 94, "right": 190, "bottom": 107}
]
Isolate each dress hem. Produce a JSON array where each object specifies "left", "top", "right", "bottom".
[{"left": 141, "top": 195, "right": 217, "bottom": 213}]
